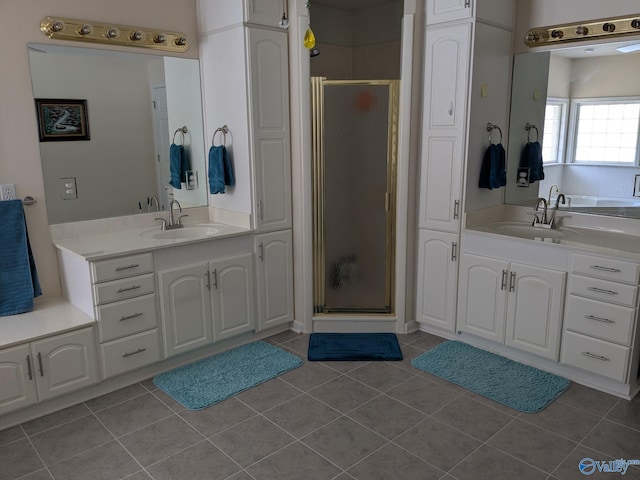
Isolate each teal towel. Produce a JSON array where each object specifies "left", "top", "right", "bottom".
[
  {"left": 208, "top": 145, "right": 235, "bottom": 194},
  {"left": 169, "top": 143, "right": 189, "bottom": 189},
  {"left": 479, "top": 143, "right": 507, "bottom": 190},
  {"left": 520, "top": 141, "right": 544, "bottom": 183},
  {"left": 0, "top": 200, "right": 41, "bottom": 316}
]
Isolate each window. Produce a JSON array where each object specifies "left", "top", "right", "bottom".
[
  {"left": 542, "top": 98, "right": 568, "bottom": 164},
  {"left": 569, "top": 98, "right": 640, "bottom": 164}
]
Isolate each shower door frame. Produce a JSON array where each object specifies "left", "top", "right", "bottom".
[{"left": 312, "top": 78, "right": 399, "bottom": 315}]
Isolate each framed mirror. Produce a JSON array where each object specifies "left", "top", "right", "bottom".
[
  {"left": 505, "top": 40, "right": 640, "bottom": 219},
  {"left": 28, "top": 43, "right": 208, "bottom": 224}
]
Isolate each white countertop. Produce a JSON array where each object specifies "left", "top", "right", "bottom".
[
  {"left": 53, "top": 223, "right": 253, "bottom": 261},
  {"left": 0, "top": 297, "right": 95, "bottom": 349}
]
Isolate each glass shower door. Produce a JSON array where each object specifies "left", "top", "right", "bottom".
[{"left": 312, "top": 79, "right": 398, "bottom": 314}]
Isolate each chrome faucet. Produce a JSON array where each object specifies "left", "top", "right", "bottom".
[
  {"left": 533, "top": 197, "right": 548, "bottom": 225},
  {"left": 547, "top": 184, "right": 559, "bottom": 205},
  {"left": 555, "top": 193, "right": 566, "bottom": 209},
  {"left": 155, "top": 199, "right": 187, "bottom": 230}
]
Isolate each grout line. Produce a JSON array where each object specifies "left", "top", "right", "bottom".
[
  {"left": 20, "top": 404, "right": 93, "bottom": 438},
  {"left": 16, "top": 425, "right": 55, "bottom": 480}
]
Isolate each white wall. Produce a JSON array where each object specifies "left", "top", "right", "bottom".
[{"left": 0, "top": 0, "right": 199, "bottom": 297}]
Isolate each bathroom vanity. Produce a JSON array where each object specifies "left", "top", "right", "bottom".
[
  {"left": 0, "top": 212, "right": 294, "bottom": 425},
  {"left": 439, "top": 206, "right": 640, "bottom": 399}
]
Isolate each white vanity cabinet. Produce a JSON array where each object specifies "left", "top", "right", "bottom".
[
  {"left": 561, "top": 253, "right": 640, "bottom": 382},
  {"left": 426, "top": 0, "right": 473, "bottom": 25},
  {"left": 254, "top": 230, "right": 294, "bottom": 331},
  {"left": 415, "top": 230, "right": 459, "bottom": 331},
  {"left": 156, "top": 235, "right": 256, "bottom": 358},
  {"left": 0, "top": 328, "right": 98, "bottom": 415},
  {"left": 199, "top": 2, "right": 292, "bottom": 234},
  {"left": 458, "top": 253, "right": 566, "bottom": 360},
  {"left": 418, "top": 22, "right": 470, "bottom": 233},
  {"left": 90, "top": 253, "right": 161, "bottom": 379}
]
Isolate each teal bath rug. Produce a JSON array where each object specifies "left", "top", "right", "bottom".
[
  {"left": 411, "top": 341, "right": 570, "bottom": 413},
  {"left": 308, "top": 333, "right": 403, "bottom": 361},
  {"left": 153, "top": 341, "right": 303, "bottom": 410}
]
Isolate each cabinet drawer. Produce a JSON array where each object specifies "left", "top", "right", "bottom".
[
  {"left": 93, "top": 274, "right": 155, "bottom": 306},
  {"left": 100, "top": 329, "right": 161, "bottom": 379},
  {"left": 96, "top": 294, "right": 158, "bottom": 342},
  {"left": 92, "top": 253, "right": 154, "bottom": 283},
  {"left": 571, "top": 254, "right": 640, "bottom": 284},
  {"left": 564, "top": 295, "right": 636, "bottom": 346},
  {"left": 561, "top": 331, "right": 629, "bottom": 382},
  {"left": 569, "top": 274, "right": 637, "bottom": 308}
]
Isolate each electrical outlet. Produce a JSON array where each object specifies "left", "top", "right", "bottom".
[{"left": 0, "top": 184, "right": 16, "bottom": 200}]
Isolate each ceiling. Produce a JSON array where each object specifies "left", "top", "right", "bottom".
[{"left": 311, "top": 0, "right": 396, "bottom": 11}]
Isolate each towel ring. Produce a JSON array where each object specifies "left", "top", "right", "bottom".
[
  {"left": 212, "top": 125, "right": 229, "bottom": 147},
  {"left": 173, "top": 126, "right": 188, "bottom": 145},
  {"left": 526, "top": 122, "right": 539, "bottom": 142},
  {"left": 486, "top": 123, "right": 503, "bottom": 145}
]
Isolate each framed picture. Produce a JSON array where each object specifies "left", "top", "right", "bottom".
[{"left": 35, "top": 98, "right": 90, "bottom": 142}]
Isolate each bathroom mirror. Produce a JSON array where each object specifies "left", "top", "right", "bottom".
[
  {"left": 28, "top": 43, "right": 208, "bottom": 224},
  {"left": 505, "top": 40, "right": 640, "bottom": 219}
]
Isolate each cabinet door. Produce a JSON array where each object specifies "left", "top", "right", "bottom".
[
  {"left": 158, "top": 262, "right": 213, "bottom": 358},
  {"left": 426, "top": 0, "right": 473, "bottom": 25},
  {"left": 0, "top": 344, "right": 38, "bottom": 415},
  {"left": 505, "top": 263, "right": 566, "bottom": 360},
  {"left": 457, "top": 253, "right": 507, "bottom": 342},
  {"left": 31, "top": 328, "right": 98, "bottom": 402},
  {"left": 255, "top": 230, "right": 294, "bottom": 331},
  {"left": 244, "top": 0, "right": 282, "bottom": 27},
  {"left": 211, "top": 254, "right": 256, "bottom": 341},
  {"left": 416, "top": 229, "right": 459, "bottom": 331},
  {"left": 418, "top": 23, "right": 471, "bottom": 233},
  {"left": 248, "top": 27, "right": 292, "bottom": 232}
]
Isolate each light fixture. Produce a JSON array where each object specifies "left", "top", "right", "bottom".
[
  {"left": 279, "top": 0, "right": 289, "bottom": 29},
  {"left": 616, "top": 42, "right": 640, "bottom": 53},
  {"left": 40, "top": 16, "right": 189, "bottom": 52},
  {"left": 524, "top": 14, "right": 640, "bottom": 47}
]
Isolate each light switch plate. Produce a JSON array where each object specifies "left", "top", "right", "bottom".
[{"left": 60, "top": 177, "right": 78, "bottom": 200}]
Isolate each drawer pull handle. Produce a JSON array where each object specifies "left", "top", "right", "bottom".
[
  {"left": 114, "top": 263, "right": 140, "bottom": 272},
  {"left": 120, "top": 312, "right": 143, "bottom": 321},
  {"left": 587, "top": 287, "right": 618, "bottom": 296},
  {"left": 122, "top": 348, "right": 146, "bottom": 358},
  {"left": 581, "top": 351, "right": 610, "bottom": 362},
  {"left": 116, "top": 285, "right": 141, "bottom": 293},
  {"left": 26, "top": 355, "right": 33, "bottom": 380},
  {"left": 589, "top": 265, "right": 621, "bottom": 273},
  {"left": 584, "top": 314, "right": 615, "bottom": 324}
]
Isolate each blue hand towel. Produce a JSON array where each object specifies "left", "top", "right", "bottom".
[
  {"left": 479, "top": 143, "right": 507, "bottom": 190},
  {"left": 520, "top": 141, "right": 544, "bottom": 183},
  {"left": 208, "top": 145, "right": 235, "bottom": 194},
  {"left": 169, "top": 143, "right": 189, "bottom": 189},
  {"left": 0, "top": 200, "right": 42, "bottom": 316}
]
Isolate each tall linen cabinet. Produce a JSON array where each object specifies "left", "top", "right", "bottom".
[
  {"left": 415, "top": 0, "right": 514, "bottom": 333},
  {"left": 198, "top": 0, "right": 294, "bottom": 332}
]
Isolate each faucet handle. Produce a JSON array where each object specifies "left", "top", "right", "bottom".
[{"left": 154, "top": 218, "right": 167, "bottom": 231}]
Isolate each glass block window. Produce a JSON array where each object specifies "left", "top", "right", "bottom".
[{"left": 570, "top": 98, "right": 640, "bottom": 164}]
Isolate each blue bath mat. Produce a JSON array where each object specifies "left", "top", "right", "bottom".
[
  {"left": 411, "top": 341, "right": 570, "bottom": 413},
  {"left": 153, "top": 341, "right": 303, "bottom": 410},
  {"left": 308, "top": 333, "right": 403, "bottom": 361}
]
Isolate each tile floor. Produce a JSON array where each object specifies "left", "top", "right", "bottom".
[{"left": 1, "top": 330, "right": 640, "bottom": 480}]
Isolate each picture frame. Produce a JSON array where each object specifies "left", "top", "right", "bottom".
[{"left": 35, "top": 98, "right": 90, "bottom": 142}]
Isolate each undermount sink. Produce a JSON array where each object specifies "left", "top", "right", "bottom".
[
  {"left": 141, "top": 224, "right": 225, "bottom": 240},
  {"left": 479, "top": 221, "right": 580, "bottom": 241}
]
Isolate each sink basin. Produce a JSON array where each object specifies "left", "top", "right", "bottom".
[
  {"left": 479, "top": 221, "right": 579, "bottom": 241},
  {"left": 141, "top": 224, "right": 225, "bottom": 240}
]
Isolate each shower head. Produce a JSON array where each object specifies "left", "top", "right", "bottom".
[{"left": 310, "top": 47, "right": 320, "bottom": 57}]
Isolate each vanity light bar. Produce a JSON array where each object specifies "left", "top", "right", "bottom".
[
  {"left": 524, "top": 14, "right": 640, "bottom": 47},
  {"left": 40, "top": 17, "right": 189, "bottom": 52}
]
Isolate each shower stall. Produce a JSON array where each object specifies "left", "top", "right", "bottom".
[{"left": 311, "top": 78, "right": 399, "bottom": 315}]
